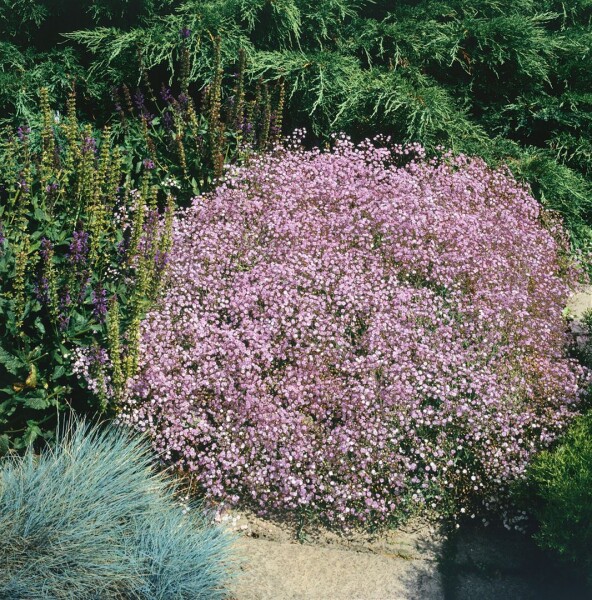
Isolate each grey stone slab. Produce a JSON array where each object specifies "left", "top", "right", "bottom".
[{"left": 231, "top": 537, "right": 444, "bottom": 600}]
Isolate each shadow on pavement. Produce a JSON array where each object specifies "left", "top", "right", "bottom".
[{"left": 439, "top": 522, "right": 589, "bottom": 600}]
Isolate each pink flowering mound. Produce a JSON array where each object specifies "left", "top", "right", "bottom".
[{"left": 123, "top": 137, "right": 587, "bottom": 527}]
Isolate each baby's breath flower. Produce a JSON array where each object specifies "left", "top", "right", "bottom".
[{"left": 120, "top": 137, "right": 586, "bottom": 527}]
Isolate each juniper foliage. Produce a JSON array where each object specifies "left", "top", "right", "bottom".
[{"left": 2, "top": 0, "right": 588, "bottom": 257}]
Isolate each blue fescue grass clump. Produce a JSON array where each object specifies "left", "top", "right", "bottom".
[{"left": 0, "top": 418, "right": 237, "bottom": 600}]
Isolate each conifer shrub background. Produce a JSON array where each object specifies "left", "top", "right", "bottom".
[
  {"left": 2, "top": 0, "right": 591, "bottom": 259},
  {"left": 120, "top": 138, "right": 588, "bottom": 527}
]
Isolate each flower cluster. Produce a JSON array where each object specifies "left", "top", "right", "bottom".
[
  {"left": 123, "top": 138, "right": 588, "bottom": 527},
  {"left": 72, "top": 345, "right": 113, "bottom": 399},
  {"left": 68, "top": 230, "right": 90, "bottom": 264}
]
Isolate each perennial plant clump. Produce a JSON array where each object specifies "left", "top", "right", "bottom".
[
  {"left": 0, "top": 418, "right": 236, "bottom": 599},
  {"left": 0, "top": 91, "right": 174, "bottom": 452},
  {"left": 123, "top": 136, "right": 588, "bottom": 527}
]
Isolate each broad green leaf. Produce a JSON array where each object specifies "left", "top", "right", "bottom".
[
  {"left": 0, "top": 346, "right": 23, "bottom": 375},
  {"left": 23, "top": 421, "right": 42, "bottom": 446},
  {"left": 34, "top": 207, "right": 49, "bottom": 221},
  {"left": 52, "top": 365, "right": 66, "bottom": 380},
  {"left": 34, "top": 317, "right": 46, "bottom": 335},
  {"left": 24, "top": 394, "right": 50, "bottom": 410}
]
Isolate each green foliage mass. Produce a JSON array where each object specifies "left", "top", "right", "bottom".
[
  {"left": 0, "top": 90, "right": 172, "bottom": 452},
  {"left": 0, "top": 1, "right": 165, "bottom": 120},
  {"left": 520, "top": 311, "right": 592, "bottom": 588},
  {"left": 527, "top": 411, "right": 592, "bottom": 587}
]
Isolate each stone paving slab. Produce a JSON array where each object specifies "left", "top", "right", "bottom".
[
  {"left": 227, "top": 511, "right": 445, "bottom": 599},
  {"left": 233, "top": 537, "right": 443, "bottom": 600},
  {"left": 226, "top": 513, "right": 590, "bottom": 600}
]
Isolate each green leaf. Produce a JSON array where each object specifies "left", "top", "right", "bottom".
[
  {"left": 52, "top": 364, "right": 66, "bottom": 380},
  {"left": 34, "top": 317, "right": 46, "bottom": 335},
  {"left": 23, "top": 421, "right": 42, "bottom": 446},
  {"left": 0, "top": 346, "right": 23, "bottom": 375},
  {"left": 73, "top": 311, "right": 87, "bottom": 326},
  {"left": 34, "top": 207, "right": 49, "bottom": 221},
  {"left": 0, "top": 434, "right": 9, "bottom": 455},
  {"left": 0, "top": 398, "right": 17, "bottom": 419},
  {"left": 24, "top": 394, "right": 50, "bottom": 410}
]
